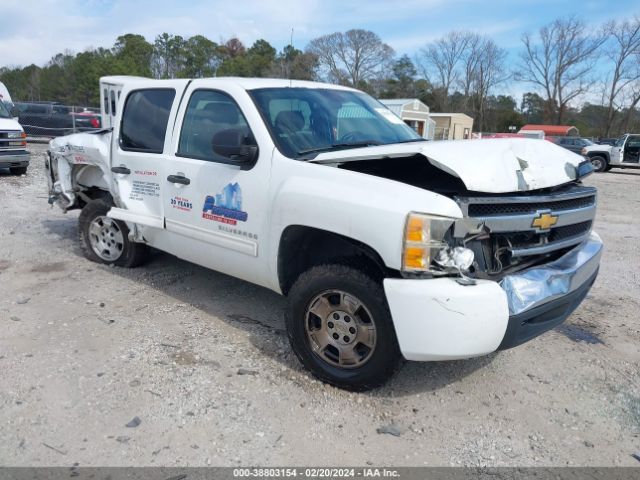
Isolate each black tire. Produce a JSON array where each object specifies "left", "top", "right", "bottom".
[
  {"left": 604, "top": 165, "right": 613, "bottom": 172},
  {"left": 78, "top": 198, "right": 148, "bottom": 268},
  {"left": 9, "top": 166, "right": 27, "bottom": 175},
  {"left": 590, "top": 155, "right": 608, "bottom": 172},
  {"left": 285, "top": 264, "right": 402, "bottom": 391}
]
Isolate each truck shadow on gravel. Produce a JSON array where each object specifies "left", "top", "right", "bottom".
[
  {"left": 108, "top": 249, "right": 494, "bottom": 396},
  {"left": 605, "top": 170, "right": 640, "bottom": 177},
  {"left": 41, "top": 216, "right": 494, "bottom": 396}
]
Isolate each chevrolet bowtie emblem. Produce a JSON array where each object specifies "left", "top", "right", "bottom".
[{"left": 532, "top": 212, "right": 558, "bottom": 230}]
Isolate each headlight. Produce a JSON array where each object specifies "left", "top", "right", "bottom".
[
  {"left": 402, "top": 213, "right": 455, "bottom": 273},
  {"left": 7, "top": 131, "right": 24, "bottom": 139},
  {"left": 576, "top": 159, "right": 594, "bottom": 179}
]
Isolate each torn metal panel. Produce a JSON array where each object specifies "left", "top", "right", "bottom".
[{"left": 48, "top": 131, "right": 112, "bottom": 209}]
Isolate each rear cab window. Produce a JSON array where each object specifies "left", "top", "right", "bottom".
[{"left": 120, "top": 89, "right": 176, "bottom": 153}]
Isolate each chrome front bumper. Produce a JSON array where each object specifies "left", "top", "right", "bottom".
[
  {"left": 500, "top": 232, "right": 603, "bottom": 315},
  {"left": 0, "top": 151, "right": 30, "bottom": 168}
]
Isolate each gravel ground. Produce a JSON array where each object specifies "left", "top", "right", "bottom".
[{"left": 0, "top": 143, "right": 639, "bottom": 467}]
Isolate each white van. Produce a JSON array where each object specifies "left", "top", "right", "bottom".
[{"left": 0, "top": 81, "right": 30, "bottom": 175}]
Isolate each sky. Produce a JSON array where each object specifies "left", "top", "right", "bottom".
[{"left": 1, "top": 0, "right": 638, "bottom": 100}]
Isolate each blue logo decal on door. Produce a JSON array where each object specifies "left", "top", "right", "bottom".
[{"left": 202, "top": 182, "right": 248, "bottom": 225}]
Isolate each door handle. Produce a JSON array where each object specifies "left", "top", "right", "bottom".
[
  {"left": 111, "top": 166, "right": 131, "bottom": 175},
  {"left": 167, "top": 174, "right": 191, "bottom": 185}
]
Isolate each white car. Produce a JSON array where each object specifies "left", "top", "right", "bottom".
[{"left": 45, "top": 76, "right": 602, "bottom": 390}]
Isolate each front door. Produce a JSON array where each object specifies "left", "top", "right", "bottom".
[
  {"left": 622, "top": 135, "right": 640, "bottom": 164},
  {"left": 610, "top": 136, "right": 625, "bottom": 164},
  {"left": 109, "top": 82, "right": 187, "bottom": 229},
  {"left": 161, "top": 85, "right": 273, "bottom": 287}
]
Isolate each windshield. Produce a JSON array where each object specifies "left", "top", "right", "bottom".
[
  {"left": 0, "top": 101, "right": 11, "bottom": 119},
  {"left": 614, "top": 136, "right": 627, "bottom": 147},
  {"left": 581, "top": 138, "right": 594, "bottom": 146},
  {"left": 248, "top": 87, "right": 423, "bottom": 159}
]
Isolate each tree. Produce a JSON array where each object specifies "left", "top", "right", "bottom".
[
  {"left": 601, "top": 17, "right": 640, "bottom": 136},
  {"left": 270, "top": 45, "right": 318, "bottom": 80},
  {"left": 378, "top": 55, "right": 418, "bottom": 98},
  {"left": 417, "top": 31, "right": 472, "bottom": 111},
  {"left": 306, "top": 29, "right": 394, "bottom": 86},
  {"left": 246, "top": 39, "right": 276, "bottom": 77},
  {"left": 182, "top": 35, "right": 221, "bottom": 77},
  {"left": 113, "top": 34, "right": 153, "bottom": 77},
  {"left": 152, "top": 33, "right": 186, "bottom": 78},
  {"left": 520, "top": 92, "right": 545, "bottom": 124},
  {"left": 469, "top": 38, "right": 508, "bottom": 131},
  {"left": 224, "top": 38, "right": 246, "bottom": 58},
  {"left": 517, "top": 16, "right": 606, "bottom": 124}
]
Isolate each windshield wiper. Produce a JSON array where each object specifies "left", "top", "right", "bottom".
[
  {"left": 297, "top": 141, "right": 382, "bottom": 157},
  {"left": 395, "top": 138, "right": 427, "bottom": 144}
]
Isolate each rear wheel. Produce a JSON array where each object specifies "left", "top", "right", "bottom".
[
  {"left": 9, "top": 166, "right": 27, "bottom": 175},
  {"left": 285, "top": 264, "right": 401, "bottom": 391},
  {"left": 78, "top": 198, "right": 148, "bottom": 267},
  {"left": 590, "top": 155, "right": 607, "bottom": 172}
]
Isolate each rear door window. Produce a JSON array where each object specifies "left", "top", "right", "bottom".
[{"left": 120, "top": 89, "right": 176, "bottom": 154}]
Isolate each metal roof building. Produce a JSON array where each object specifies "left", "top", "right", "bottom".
[
  {"left": 520, "top": 124, "right": 579, "bottom": 136},
  {"left": 379, "top": 99, "right": 435, "bottom": 140}
]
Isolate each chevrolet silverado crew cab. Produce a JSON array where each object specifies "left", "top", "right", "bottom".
[
  {"left": 45, "top": 76, "right": 602, "bottom": 390},
  {"left": 0, "top": 97, "right": 29, "bottom": 175},
  {"left": 582, "top": 133, "right": 640, "bottom": 172}
]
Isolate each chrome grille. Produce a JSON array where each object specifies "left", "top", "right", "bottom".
[
  {"left": 456, "top": 185, "right": 597, "bottom": 260},
  {"left": 0, "top": 130, "right": 25, "bottom": 152},
  {"left": 467, "top": 195, "right": 595, "bottom": 217}
]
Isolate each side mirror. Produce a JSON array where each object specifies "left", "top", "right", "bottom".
[
  {"left": 211, "top": 129, "right": 258, "bottom": 169},
  {"left": 10, "top": 106, "right": 19, "bottom": 118}
]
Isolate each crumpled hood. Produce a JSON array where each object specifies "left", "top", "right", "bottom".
[{"left": 310, "top": 138, "right": 585, "bottom": 193}]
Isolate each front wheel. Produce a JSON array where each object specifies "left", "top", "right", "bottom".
[
  {"left": 285, "top": 264, "right": 401, "bottom": 391},
  {"left": 78, "top": 198, "right": 148, "bottom": 267},
  {"left": 590, "top": 155, "right": 608, "bottom": 172}
]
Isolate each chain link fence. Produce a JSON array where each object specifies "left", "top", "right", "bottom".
[{"left": 12, "top": 102, "right": 102, "bottom": 139}]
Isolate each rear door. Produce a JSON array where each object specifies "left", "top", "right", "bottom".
[
  {"left": 160, "top": 82, "right": 273, "bottom": 287},
  {"left": 109, "top": 81, "right": 188, "bottom": 229}
]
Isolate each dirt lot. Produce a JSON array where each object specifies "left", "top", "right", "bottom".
[{"left": 1, "top": 143, "right": 639, "bottom": 467}]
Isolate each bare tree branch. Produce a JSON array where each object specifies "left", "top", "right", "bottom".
[
  {"left": 306, "top": 29, "right": 394, "bottom": 86},
  {"left": 516, "top": 16, "right": 606, "bottom": 124}
]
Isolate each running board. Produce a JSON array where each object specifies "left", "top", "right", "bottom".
[{"left": 107, "top": 207, "right": 164, "bottom": 229}]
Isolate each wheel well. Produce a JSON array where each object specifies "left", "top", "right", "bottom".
[
  {"left": 77, "top": 188, "right": 113, "bottom": 208},
  {"left": 587, "top": 151, "right": 609, "bottom": 162},
  {"left": 277, "top": 225, "right": 393, "bottom": 295}
]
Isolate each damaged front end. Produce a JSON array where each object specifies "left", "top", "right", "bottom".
[
  {"left": 46, "top": 131, "right": 112, "bottom": 211},
  {"left": 453, "top": 184, "right": 597, "bottom": 280}
]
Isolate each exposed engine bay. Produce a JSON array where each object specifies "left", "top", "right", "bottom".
[{"left": 338, "top": 155, "right": 596, "bottom": 279}]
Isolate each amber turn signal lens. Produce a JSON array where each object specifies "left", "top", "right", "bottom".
[
  {"left": 403, "top": 246, "right": 428, "bottom": 269},
  {"left": 406, "top": 215, "right": 425, "bottom": 242}
]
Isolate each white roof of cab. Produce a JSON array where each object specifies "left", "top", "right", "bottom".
[{"left": 100, "top": 75, "right": 357, "bottom": 92}]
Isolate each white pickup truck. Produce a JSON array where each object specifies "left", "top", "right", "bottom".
[
  {"left": 583, "top": 134, "right": 640, "bottom": 172},
  {"left": 46, "top": 76, "right": 602, "bottom": 390},
  {"left": 0, "top": 86, "right": 30, "bottom": 175}
]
